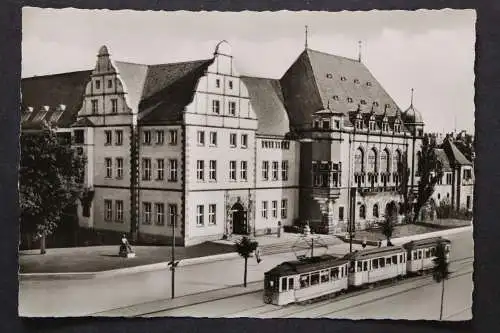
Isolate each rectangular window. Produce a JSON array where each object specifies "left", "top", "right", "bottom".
[
  {"left": 229, "top": 133, "right": 237, "bottom": 147},
  {"left": 261, "top": 201, "right": 268, "bottom": 219},
  {"left": 228, "top": 80, "right": 233, "bottom": 89},
  {"left": 228, "top": 101, "right": 236, "bottom": 116},
  {"left": 339, "top": 207, "right": 345, "bottom": 221},
  {"left": 95, "top": 79, "right": 101, "bottom": 90},
  {"left": 142, "top": 158, "right": 151, "bottom": 181},
  {"left": 168, "top": 204, "right": 178, "bottom": 227},
  {"left": 446, "top": 173, "right": 452, "bottom": 185},
  {"left": 108, "top": 79, "right": 113, "bottom": 89},
  {"left": 115, "top": 130, "right": 123, "bottom": 145},
  {"left": 467, "top": 195, "right": 471, "bottom": 209},
  {"left": 208, "top": 204, "right": 216, "bottom": 225},
  {"left": 209, "top": 160, "right": 217, "bottom": 181},
  {"left": 74, "top": 130, "right": 84, "bottom": 144},
  {"left": 197, "top": 160, "right": 205, "bottom": 181},
  {"left": 281, "top": 199, "right": 288, "bottom": 219},
  {"left": 156, "top": 130, "right": 165, "bottom": 145},
  {"left": 272, "top": 200, "right": 278, "bottom": 218},
  {"left": 155, "top": 203, "right": 165, "bottom": 226},
  {"left": 169, "top": 130, "right": 178, "bottom": 145},
  {"left": 215, "top": 79, "right": 220, "bottom": 88},
  {"left": 334, "top": 120, "right": 340, "bottom": 129},
  {"left": 262, "top": 161, "right": 269, "bottom": 180},
  {"left": 116, "top": 157, "right": 123, "bottom": 179},
  {"left": 196, "top": 205, "right": 204, "bottom": 226},
  {"left": 115, "top": 200, "right": 123, "bottom": 222},
  {"left": 111, "top": 98, "right": 118, "bottom": 113},
  {"left": 105, "top": 158, "right": 112, "bottom": 178},
  {"left": 229, "top": 160, "right": 237, "bottom": 181},
  {"left": 105, "top": 130, "right": 112, "bottom": 145},
  {"left": 212, "top": 100, "right": 220, "bottom": 114},
  {"left": 156, "top": 158, "right": 164, "bottom": 180},
  {"left": 143, "top": 202, "right": 152, "bottom": 224},
  {"left": 104, "top": 200, "right": 112, "bottom": 221},
  {"left": 240, "top": 161, "right": 247, "bottom": 181},
  {"left": 197, "top": 131, "right": 205, "bottom": 146},
  {"left": 91, "top": 99, "right": 98, "bottom": 114},
  {"left": 272, "top": 161, "right": 279, "bottom": 180},
  {"left": 143, "top": 130, "right": 151, "bottom": 145},
  {"left": 169, "top": 159, "right": 178, "bottom": 181},
  {"left": 209, "top": 131, "right": 217, "bottom": 146},
  {"left": 241, "top": 134, "right": 248, "bottom": 148},
  {"left": 282, "top": 160, "right": 289, "bottom": 181}
]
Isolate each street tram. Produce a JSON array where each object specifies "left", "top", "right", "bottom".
[
  {"left": 402, "top": 237, "right": 451, "bottom": 275},
  {"left": 343, "top": 246, "right": 407, "bottom": 287},
  {"left": 263, "top": 255, "right": 349, "bottom": 305},
  {"left": 263, "top": 236, "right": 452, "bottom": 306}
]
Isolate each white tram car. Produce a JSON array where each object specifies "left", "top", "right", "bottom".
[
  {"left": 263, "top": 236, "right": 451, "bottom": 306},
  {"left": 403, "top": 237, "right": 451, "bottom": 274},
  {"left": 263, "top": 255, "right": 349, "bottom": 305},
  {"left": 343, "top": 246, "right": 407, "bottom": 287}
]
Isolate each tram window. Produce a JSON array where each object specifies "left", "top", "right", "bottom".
[
  {"left": 413, "top": 251, "right": 417, "bottom": 260},
  {"left": 311, "top": 272, "right": 320, "bottom": 286},
  {"left": 357, "top": 261, "right": 363, "bottom": 272},
  {"left": 418, "top": 250, "right": 422, "bottom": 259},
  {"left": 430, "top": 248, "right": 435, "bottom": 256},
  {"left": 379, "top": 258, "right": 385, "bottom": 268},
  {"left": 288, "top": 277, "right": 294, "bottom": 290},
  {"left": 363, "top": 261, "right": 368, "bottom": 271},
  {"left": 399, "top": 254, "right": 403, "bottom": 263},
  {"left": 331, "top": 267, "right": 339, "bottom": 279},
  {"left": 320, "top": 270, "right": 330, "bottom": 283},
  {"left": 372, "top": 259, "right": 379, "bottom": 269},
  {"left": 425, "top": 249, "right": 431, "bottom": 258},
  {"left": 269, "top": 280, "right": 275, "bottom": 289},
  {"left": 386, "top": 257, "right": 391, "bottom": 265},
  {"left": 300, "top": 274, "right": 310, "bottom": 288},
  {"left": 281, "top": 277, "right": 287, "bottom": 292},
  {"left": 392, "top": 255, "right": 398, "bottom": 264}
]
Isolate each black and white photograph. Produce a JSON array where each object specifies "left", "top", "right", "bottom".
[{"left": 19, "top": 7, "right": 475, "bottom": 320}]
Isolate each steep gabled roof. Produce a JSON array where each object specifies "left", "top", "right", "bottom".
[
  {"left": 240, "top": 76, "right": 290, "bottom": 136},
  {"left": 443, "top": 139, "right": 472, "bottom": 166},
  {"left": 434, "top": 148, "right": 452, "bottom": 171},
  {"left": 138, "top": 59, "right": 214, "bottom": 124},
  {"left": 280, "top": 48, "right": 404, "bottom": 130},
  {"left": 21, "top": 70, "right": 92, "bottom": 129}
]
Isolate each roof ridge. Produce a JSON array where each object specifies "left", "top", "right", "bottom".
[
  {"left": 306, "top": 48, "right": 359, "bottom": 63},
  {"left": 240, "top": 75, "right": 280, "bottom": 81},
  {"left": 22, "top": 69, "right": 92, "bottom": 80}
]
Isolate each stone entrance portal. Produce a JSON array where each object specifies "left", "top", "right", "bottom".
[{"left": 231, "top": 202, "right": 248, "bottom": 235}]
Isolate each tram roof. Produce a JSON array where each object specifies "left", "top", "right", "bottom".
[
  {"left": 402, "top": 237, "right": 451, "bottom": 250},
  {"left": 343, "top": 246, "right": 405, "bottom": 261},
  {"left": 265, "top": 255, "right": 348, "bottom": 276}
]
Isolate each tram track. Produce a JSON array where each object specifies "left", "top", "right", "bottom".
[{"left": 141, "top": 255, "right": 473, "bottom": 318}]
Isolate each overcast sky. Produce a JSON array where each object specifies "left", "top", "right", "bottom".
[{"left": 22, "top": 8, "right": 476, "bottom": 133}]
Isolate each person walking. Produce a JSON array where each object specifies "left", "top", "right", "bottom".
[{"left": 255, "top": 246, "right": 262, "bottom": 264}]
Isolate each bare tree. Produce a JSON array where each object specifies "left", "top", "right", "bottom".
[
  {"left": 432, "top": 240, "right": 450, "bottom": 320},
  {"left": 235, "top": 236, "right": 259, "bottom": 287},
  {"left": 381, "top": 201, "right": 398, "bottom": 246}
]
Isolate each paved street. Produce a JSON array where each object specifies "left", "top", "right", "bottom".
[{"left": 18, "top": 229, "right": 473, "bottom": 318}]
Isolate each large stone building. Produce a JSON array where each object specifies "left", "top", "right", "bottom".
[{"left": 20, "top": 41, "right": 473, "bottom": 246}]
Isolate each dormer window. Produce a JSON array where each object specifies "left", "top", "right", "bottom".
[
  {"left": 313, "top": 119, "right": 320, "bottom": 129},
  {"left": 326, "top": 73, "right": 333, "bottom": 79},
  {"left": 369, "top": 116, "right": 376, "bottom": 131},
  {"left": 333, "top": 95, "right": 339, "bottom": 101},
  {"left": 382, "top": 118, "right": 389, "bottom": 132},
  {"left": 341, "top": 76, "right": 347, "bottom": 81},
  {"left": 366, "top": 81, "right": 372, "bottom": 87},
  {"left": 347, "top": 97, "right": 353, "bottom": 103},
  {"left": 322, "top": 119, "right": 330, "bottom": 130},
  {"left": 355, "top": 114, "right": 363, "bottom": 130},
  {"left": 394, "top": 121, "right": 401, "bottom": 133},
  {"left": 354, "top": 79, "right": 360, "bottom": 84},
  {"left": 373, "top": 101, "right": 379, "bottom": 107},
  {"left": 385, "top": 103, "right": 391, "bottom": 110},
  {"left": 360, "top": 100, "right": 366, "bottom": 105}
]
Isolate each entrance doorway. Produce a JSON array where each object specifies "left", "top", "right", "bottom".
[{"left": 231, "top": 202, "right": 248, "bottom": 235}]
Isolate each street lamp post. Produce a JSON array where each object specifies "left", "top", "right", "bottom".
[{"left": 169, "top": 212, "right": 179, "bottom": 299}]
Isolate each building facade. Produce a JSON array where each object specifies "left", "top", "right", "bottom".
[{"left": 20, "top": 41, "right": 472, "bottom": 246}]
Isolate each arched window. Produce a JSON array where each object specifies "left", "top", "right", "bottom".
[
  {"left": 416, "top": 151, "right": 422, "bottom": 175},
  {"left": 359, "top": 205, "right": 366, "bottom": 219},
  {"left": 381, "top": 149, "right": 390, "bottom": 173},
  {"left": 368, "top": 148, "right": 377, "bottom": 173},
  {"left": 354, "top": 148, "right": 364, "bottom": 173},
  {"left": 373, "top": 204, "right": 379, "bottom": 218}
]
